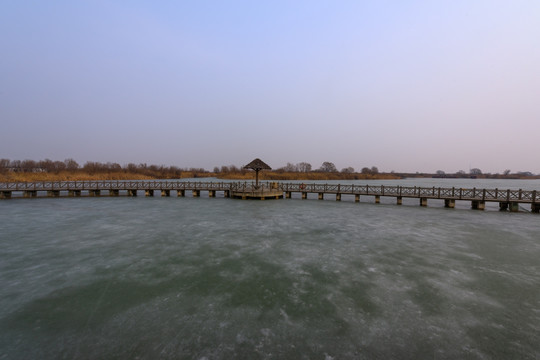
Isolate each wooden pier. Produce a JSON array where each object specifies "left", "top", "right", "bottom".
[{"left": 1, "top": 181, "right": 539, "bottom": 212}]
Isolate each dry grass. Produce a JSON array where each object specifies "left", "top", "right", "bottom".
[
  {"left": 0, "top": 172, "right": 155, "bottom": 182},
  {"left": 0, "top": 170, "right": 402, "bottom": 182},
  {"left": 216, "top": 171, "right": 402, "bottom": 181}
]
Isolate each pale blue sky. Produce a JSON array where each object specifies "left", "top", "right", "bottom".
[{"left": 1, "top": 1, "right": 539, "bottom": 173}]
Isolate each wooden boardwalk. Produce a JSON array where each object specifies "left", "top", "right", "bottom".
[{"left": 1, "top": 180, "right": 539, "bottom": 212}]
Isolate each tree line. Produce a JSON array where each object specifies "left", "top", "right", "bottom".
[
  {"left": 1, "top": 158, "right": 378, "bottom": 177},
  {"left": 2, "top": 158, "right": 535, "bottom": 179},
  {"left": 267, "top": 161, "right": 379, "bottom": 175},
  {"left": 433, "top": 168, "right": 537, "bottom": 178},
  {"left": 0, "top": 158, "right": 208, "bottom": 178}
]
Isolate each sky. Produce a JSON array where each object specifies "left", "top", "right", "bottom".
[{"left": 1, "top": 1, "right": 539, "bottom": 174}]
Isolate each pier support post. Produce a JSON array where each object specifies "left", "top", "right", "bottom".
[
  {"left": 509, "top": 202, "right": 519, "bottom": 212},
  {"left": 24, "top": 191, "right": 37, "bottom": 198},
  {"left": 161, "top": 190, "right": 170, "bottom": 197},
  {"left": 177, "top": 190, "right": 185, "bottom": 197},
  {"left": 127, "top": 190, "right": 137, "bottom": 197},
  {"left": 444, "top": 199, "right": 455, "bottom": 208},
  {"left": 89, "top": 190, "right": 101, "bottom": 197},
  {"left": 47, "top": 190, "right": 60, "bottom": 197},
  {"left": 420, "top": 198, "right": 427, "bottom": 207},
  {"left": 336, "top": 193, "right": 341, "bottom": 201},
  {"left": 208, "top": 190, "right": 215, "bottom": 198},
  {"left": 302, "top": 192, "right": 307, "bottom": 200},
  {"left": 109, "top": 190, "right": 119, "bottom": 197},
  {"left": 286, "top": 192, "right": 292, "bottom": 199},
  {"left": 471, "top": 200, "right": 485, "bottom": 210},
  {"left": 145, "top": 190, "right": 154, "bottom": 197},
  {"left": 192, "top": 190, "right": 200, "bottom": 197},
  {"left": 223, "top": 190, "right": 230, "bottom": 198},
  {"left": 355, "top": 194, "right": 360, "bottom": 203},
  {"left": 1, "top": 191, "right": 12, "bottom": 199},
  {"left": 318, "top": 193, "right": 324, "bottom": 200},
  {"left": 499, "top": 202, "right": 508, "bottom": 211},
  {"left": 531, "top": 203, "right": 540, "bottom": 213},
  {"left": 396, "top": 196, "right": 402, "bottom": 205},
  {"left": 375, "top": 195, "right": 380, "bottom": 204}
]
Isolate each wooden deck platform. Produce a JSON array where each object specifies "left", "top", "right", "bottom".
[{"left": 0, "top": 180, "right": 539, "bottom": 212}]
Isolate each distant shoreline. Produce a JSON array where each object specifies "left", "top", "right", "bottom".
[
  {"left": 1, "top": 171, "right": 539, "bottom": 183},
  {"left": 0, "top": 171, "right": 401, "bottom": 182}
]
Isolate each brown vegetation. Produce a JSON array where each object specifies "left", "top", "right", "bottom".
[
  {"left": 1, "top": 158, "right": 537, "bottom": 182},
  {"left": 0, "top": 169, "right": 402, "bottom": 182},
  {"left": 218, "top": 171, "right": 400, "bottom": 181}
]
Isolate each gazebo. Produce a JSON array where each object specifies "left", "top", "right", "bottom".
[
  {"left": 230, "top": 158, "right": 282, "bottom": 200},
  {"left": 244, "top": 158, "right": 271, "bottom": 189}
]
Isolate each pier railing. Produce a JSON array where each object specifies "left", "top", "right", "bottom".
[
  {"left": 0, "top": 181, "right": 234, "bottom": 191},
  {"left": 0, "top": 181, "right": 537, "bottom": 202},
  {"left": 277, "top": 183, "right": 537, "bottom": 203},
  {"left": 1, "top": 180, "right": 539, "bottom": 212}
]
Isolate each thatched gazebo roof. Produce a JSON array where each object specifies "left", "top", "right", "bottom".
[
  {"left": 244, "top": 158, "right": 271, "bottom": 188},
  {"left": 244, "top": 158, "right": 271, "bottom": 171}
]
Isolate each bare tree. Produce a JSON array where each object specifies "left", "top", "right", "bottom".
[
  {"left": 83, "top": 161, "right": 99, "bottom": 174},
  {"left": 9, "top": 160, "right": 21, "bottom": 172},
  {"left": 52, "top": 161, "right": 66, "bottom": 173},
  {"left": 297, "top": 162, "right": 312, "bottom": 172},
  {"left": 106, "top": 162, "right": 122, "bottom": 171},
  {"left": 125, "top": 163, "right": 138, "bottom": 172},
  {"left": 319, "top": 161, "right": 337, "bottom": 172},
  {"left": 64, "top": 158, "right": 79, "bottom": 170},
  {"left": 341, "top": 167, "right": 354, "bottom": 173},
  {"left": 21, "top": 160, "right": 37, "bottom": 172},
  {"left": 38, "top": 159, "right": 55, "bottom": 172},
  {"left": 282, "top": 163, "right": 297, "bottom": 172},
  {"left": 0, "top": 159, "right": 9, "bottom": 173}
]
